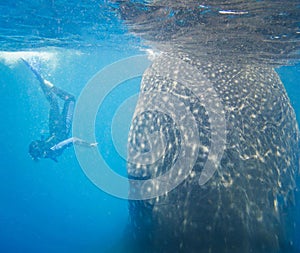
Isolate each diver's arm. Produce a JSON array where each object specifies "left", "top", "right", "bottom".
[
  {"left": 72, "top": 137, "right": 98, "bottom": 147},
  {"left": 45, "top": 135, "right": 55, "bottom": 143},
  {"left": 50, "top": 137, "right": 97, "bottom": 151}
]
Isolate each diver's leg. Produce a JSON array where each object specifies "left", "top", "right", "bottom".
[
  {"left": 22, "top": 58, "right": 44, "bottom": 84},
  {"left": 21, "top": 59, "right": 56, "bottom": 104},
  {"left": 50, "top": 86, "right": 75, "bottom": 136},
  {"left": 22, "top": 59, "right": 73, "bottom": 136},
  {"left": 48, "top": 97, "right": 61, "bottom": 136},
  {"left": 28, "top": 70, "right": 62, "bottom": 134},
  {"left": 34, "top": 79, "right": 63, "bottom": 136},
  {"left": 61, "top": 98, "right": 75, "bottom": 136},
  {"left": 51, "top": 86, "right": 75, "bottom": 102}
]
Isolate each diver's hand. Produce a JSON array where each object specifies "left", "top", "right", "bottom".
[
  {"left": 89, "top": 142, "right": 98, "bottom": 147},
  {"left": 73, "top": 138, "right": 98, "bottom": 148}
]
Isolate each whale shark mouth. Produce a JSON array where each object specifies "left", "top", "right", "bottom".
[{"left": 115, "top": 0, "right": 299, "bottom": 65}]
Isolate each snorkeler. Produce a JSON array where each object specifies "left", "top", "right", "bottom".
[{"left": 23, "top": 59, "right": 97, "bottom": 162}]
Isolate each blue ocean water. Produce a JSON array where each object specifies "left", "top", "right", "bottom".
[
  {"left": 0, "top": 51, "right": 139, "bottom": 253},
  {"left": 279, "top": 64, "right": 300, "bottom": 252},
  {"left": 0, "top": 1, "right": 299, "bottom": 253},
  {"left": 0, "top": 1, "right": 143, "bottom": 251}
]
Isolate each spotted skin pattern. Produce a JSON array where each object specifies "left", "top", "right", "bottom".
[{"left": 126, "top": 53, "right": 299, "bottom": 253}]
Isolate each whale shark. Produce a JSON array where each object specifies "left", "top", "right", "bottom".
[{"left": 115, "top": 1, "right": 300, "bottom": 252}]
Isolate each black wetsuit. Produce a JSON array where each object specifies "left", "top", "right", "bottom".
[
  {"left": 42, "top": 85, "right": 75, "bottom": 161},
  {"left": 24, "top": 59, "right": 76, "bottom": 162}
]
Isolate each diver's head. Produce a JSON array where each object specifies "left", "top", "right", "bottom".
[{"left": 28, "top": 140, "right": 45, "bottom": 161}]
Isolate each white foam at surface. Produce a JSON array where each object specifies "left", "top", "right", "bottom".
[{"left": 0, "top": 51, "right": 57, "bottom": 67}]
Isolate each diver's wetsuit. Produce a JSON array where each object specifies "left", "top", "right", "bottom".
[
  {"left": 42, "top": 84, "right": 76, "bottom": 161},
  {"left": 24, "top": 59, "right": 78, "bottom": 162}
]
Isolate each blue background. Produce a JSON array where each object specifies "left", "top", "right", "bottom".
[
  {"left": 0, "top": 1, "right": 299, "bottom": 252},
  {"left": 0, "top": 50, "right": 142, "bottom": 253}
]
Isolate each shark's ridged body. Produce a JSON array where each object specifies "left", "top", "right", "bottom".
[
  {"left": 116, "top": 1, "right": 300, "bottom": 252},
  {"left": 126, "top": 54, "right": 299, "bottom": 253}
]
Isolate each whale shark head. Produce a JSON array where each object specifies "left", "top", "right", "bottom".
[{"left": 116, "top": 0, "right": 299, "bottom": 65}]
